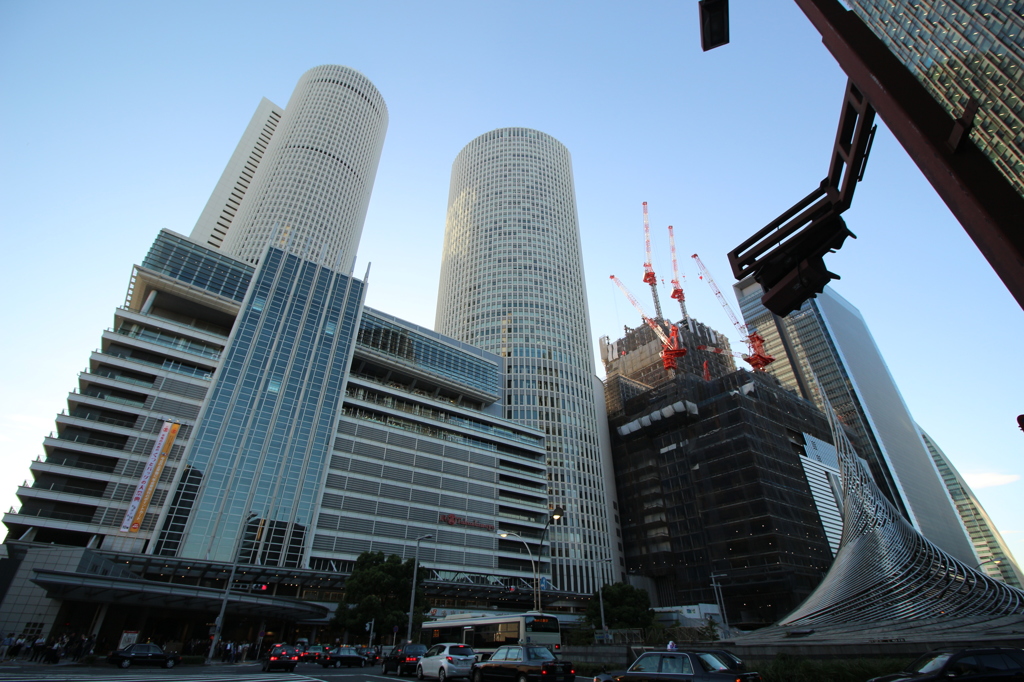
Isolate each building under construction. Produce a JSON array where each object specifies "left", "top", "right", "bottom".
[
  {"left": 599, "top": 317, "right": 736, "bottom": 415},
  {"left": 605, "top": 363, "right": 841, "bottom": 628}
]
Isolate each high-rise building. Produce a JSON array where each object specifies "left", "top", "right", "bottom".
[
  {"left": 0, "top": 69, "right": 567, "bottom": 644},
  {"left": 217, "top": 65, "right": 389, "bottom": 271},
  {"left": 435, "top": 127, "right": 621, "bottom": 597},
  {"left": 919, "top": 428, "right": 1024, "bottom": 589},
  {"left": 734, "top": 279, "right": 978, "bottom": 565},
  {"left": 845, "top": 0, "right": 1024, "bottom": 198},
  {"left": 606, "top": 368, "right": 840, "bottom": 627}
]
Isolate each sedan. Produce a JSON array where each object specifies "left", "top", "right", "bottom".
[
  {"left": 261, "top": 644, "right": 300, "bottom": 672},
  {"left": 418, "top": 643, "right": 477, "bottom": 681},
  {"left": 472, "top": 645, "right": 574, "bottom": 682},
  {"left": 614, "top": 651, "right": 762, "bottom": 682},
  {"left": 322, "top": 646, "right": 369, "bottom": 668},
  {"left": 867, "top": 646, "right": 1024, "bottom": 682},
  {"left": 106, "top": 642, "right": 181, "bottom": 669}
]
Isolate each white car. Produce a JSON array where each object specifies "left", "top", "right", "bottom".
[{"left": 417, "top": 643, "right": 477, "bottom": 682}]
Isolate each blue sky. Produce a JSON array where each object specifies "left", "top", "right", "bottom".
[{"left": 1, "top": 1, "right": 1021, "bottom": 569}]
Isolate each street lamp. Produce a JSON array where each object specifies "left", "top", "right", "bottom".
[
  {"left": 498, "top": 506, "right": 564, "bottom": 612},
  {"left": 497, "top": 530, "right": 536, "bottom": 609},
  {"left": 406, "top": 534, "right": 433, "bottom": 644},
  {"left": 597, "top": 557, "right": 612, "bottom": 643},
  {"left": 709, "top": 573, "right": 730, "bottom": 634}
]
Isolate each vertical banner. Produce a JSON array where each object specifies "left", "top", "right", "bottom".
[{"left": 120, "top": 421, "right": 180, "bottom": 532}]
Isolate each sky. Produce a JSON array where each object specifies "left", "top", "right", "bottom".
[{"left": 1, "top": 1, "right": 1021, "bottom": 570}]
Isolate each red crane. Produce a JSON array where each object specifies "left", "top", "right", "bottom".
[
  {"left": 667, "top": 224, "right": 689, "bottom": 321},
  {"left": 691, "top": 254, "right": 775, "bottom": 371},
  {"left": 641, "top": 202, "right": 665, "bottom": 321},
  {"left": 610, "top": 275, "right": 686, "bottom": 372}
]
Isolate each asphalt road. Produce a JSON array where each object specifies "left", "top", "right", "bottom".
[{"left": 0, "top": 662, "right": 593, "bottom": 682}]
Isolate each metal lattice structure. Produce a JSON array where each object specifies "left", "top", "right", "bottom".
[{"left": 781, "top": 393, "right": 1024, "bottom": 626}]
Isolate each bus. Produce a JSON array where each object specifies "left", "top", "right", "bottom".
[{"left": 420, "top": 613, "right": 561, "bottom": 658}]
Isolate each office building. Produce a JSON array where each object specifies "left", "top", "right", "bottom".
[
  {"left": 0, "top": 69, "right": 561, "bottom": 644},
  {"left": 846, "top": 0, "right": 1024, "bottom": 197},
  {"left": 435, "top": 127, "right": 621, "bottom": 597},
  {"left": 607, "top": 368, "right": 840, "bottom": 627},
  {"left": 920, "top": 429, "right": 1024, "bottom": 589},
  {"left": 733, "top": 280, "right": 978, "bottom": 565}
]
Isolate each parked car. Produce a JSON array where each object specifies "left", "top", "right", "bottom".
[
  {"left": 106, "top": 642, "right": 181, "bottom": 669},
  {"left": 382, "top": 643, "right": 429, "bottom": 675},
  {"left": 261, "top": 644, "right": 300, "bottom": 672},
  {"left": 609, "top": 651, "right": 762, "bottom": 682},
  {"left": 867, "top": 646, "right": 1024, "bottom": 682},
  {"left": 321, "top": 646, "right": 369, "bottom": 668},
  {"left": 302, "top": 644, "right": 327, "bottom": 662},
  {"left": 471, "top": 644, "right": 575, "bottom": 682},
  {"left": 418, "top": 643, "right": 477, "bottom": 681}
]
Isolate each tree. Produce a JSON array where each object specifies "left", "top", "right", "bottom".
[
  {"left": 584, "top": 582, "right": 654, "bottom": 630},
  {"left": 332, "top": 551, "right": 430, "bottom": 645}
]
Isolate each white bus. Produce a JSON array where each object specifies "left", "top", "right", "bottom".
[{"left": 421, "top": 613, "right": 561, "bottom": 657}]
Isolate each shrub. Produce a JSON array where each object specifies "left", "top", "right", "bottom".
[{"left": 757, "top": 653, "right": 913, "bottom": 682}]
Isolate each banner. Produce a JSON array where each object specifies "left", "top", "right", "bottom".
[{"left": 120, "top": 421, "right": 180, "bottom": 532}]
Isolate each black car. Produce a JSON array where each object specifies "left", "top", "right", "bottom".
[
  {"left": 106, "top": 642, "right": 181, "bottom": 669},
  {"left": 382, "top": 643, "right": 429, "bottom": 675},
  {"left": 472, "top": 645, "right": 575, "bottom": 682},
  {"left": 867, "top": 647, "right": 1024, "bottom": 682},
  {"left": 612, "top": 651, "right": 761, "bottom": 682},
  {"left": 321, "top": 646, "right": 368, "bottom": 668},
  {"left": 261, "top": 644, "right": 301, "bottom": 672}
]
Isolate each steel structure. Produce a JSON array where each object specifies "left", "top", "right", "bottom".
[
  {"left": 610, "top": 275, "right": 686, "bottom": 372},
  {"left": 692, "top": 254, "right": 774, "bottom": 371},
  {"left": 667, "top": 225, "right": 689, "bottom": 322},
  {"left": 781, "top": 391, "right": 1024, "bottom": 626},
  {"left": 641, "top": 202, "right": 665, "bottom": 321}
]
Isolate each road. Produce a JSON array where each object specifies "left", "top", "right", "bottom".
[{"left": 0, "top": 663, "right": 593, "bottom": 682}]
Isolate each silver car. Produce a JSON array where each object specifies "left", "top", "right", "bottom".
[{"left": 418, "top": 643, "right": 477, "bottom": 682}]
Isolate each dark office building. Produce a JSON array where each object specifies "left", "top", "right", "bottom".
[{"left": 607, "top": 369, "right": 837, "bottom": 628}]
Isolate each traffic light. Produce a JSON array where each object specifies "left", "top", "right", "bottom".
[
  {"left": 699, "top": 0, "right": 729, "bottom": 52},
  {"left": 251, "top": 583, "right": 269, "bottom": 592}
]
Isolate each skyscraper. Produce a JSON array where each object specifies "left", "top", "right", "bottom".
[
  {"left": 734, "top": 280, "right": 978, "bottom": 565},
  {"left": 920, "top": 429, "right": 1024, "bottom": 589},
  {"left": 217, "top": 65, "right": 389, "bottom": 271},
  {"left": 0, "top": 69, "right": 562, "bottom": 643},
  {"left": 435, "top": 127, "right": 620, "bottom": 597},
  {"left": 845, "top": 0, "right": 1024, "bottom": 198}
]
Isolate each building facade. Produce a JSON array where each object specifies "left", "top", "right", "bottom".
[
  {"left": 217, "top": 64, "right": 389, "bottom": 271},
  {"left": 920, "top": 428, "right": 1024, "bottom": 588},
  {"left": 846, "top": 0, "right": 1024, "bottom": 198},
  {"left": 733, "top": 280, "right": 977, "bottom": 565},
  {"left": 435, "top": 127, "right": 621, "bottom": 597},
  {"left": 607, "top": 369, "right": 839, "bottom": 628},
  {"left": 0, "top": 69, "right": 570, "bottom": 646}
]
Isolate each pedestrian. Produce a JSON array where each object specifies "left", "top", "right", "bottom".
[
  {"left": 666, "top": 640, "right": 677, "bottom": 650},
  {"left": 0, "top": 633, "right": 13, "bottom": 662}
]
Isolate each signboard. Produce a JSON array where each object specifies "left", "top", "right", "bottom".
[
  {"left": 119, "top": 631, "right": 139, "bottom": 649},
  {"left": 120, "top": 421, "right": 180, "bottom": 532}
]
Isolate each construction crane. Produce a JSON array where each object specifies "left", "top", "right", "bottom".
[
  {"left": 691, "top": 254, "right": 775, "bottom": 372},
  {"left": 610, "top": 275, "right": 686, "bottom": 372},
  {"left": 641, "top": 202, "right": 665, "bottom": 321},
  {"left": 667, "top": 224, "right": 689, "bottom": 321}
]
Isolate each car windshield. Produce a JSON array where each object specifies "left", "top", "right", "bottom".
[
  {"left": 697, "top": 653, "right": 730, "bottom": 671},
  {"left": 526, "top": 648, "right": 556, "bottom": 661},
  {"left": 908, "top": 652, "right": 954, "bottom": 673}
]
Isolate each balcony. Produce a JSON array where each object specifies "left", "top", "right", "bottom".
[{"left": 112, "top": 325, "right": 222, "bottom": 361}]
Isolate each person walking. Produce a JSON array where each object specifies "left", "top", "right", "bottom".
[
  {"left": 666, "top": 641, "right": 677, "bottom": 650},
  {"left": 0, "top": 633, "right": 14, "bottom": 662}
]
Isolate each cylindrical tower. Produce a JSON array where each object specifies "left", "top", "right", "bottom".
[
  {"left": 221, "top": 65, "right": 388, "bottom": 272},
  {"left": 436, "top": 127, "right": 617, "bottom": 597}
]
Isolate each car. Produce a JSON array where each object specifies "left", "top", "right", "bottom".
[
  {"left": 261, "top": 644, "right": 300, "bottom": 672},
  {"left": 321, "top": 646, "right": 369, "bottom": 668},
  {"left": 611, "top": 651, "right": 762, "bottom": 682},
  {"left": 418, "top": 643, "right": 478, "bottom": 681},
  {"left": 867, "top": 646, "right": 1024, "bottom": 682},
  {"left": 382, "top": 643, "right": 429, "bottom": 675},
  {"left": 471, "top": 644, "right": 575, "bottom": 682},
  {"left": 106, "top": 642, "right": 181, "bottom": 669},
  {"left": 303, "top": 644, "right": 328, "bottom": 662},
  {"left": 360, "top": 646, "right": 381, "bottom": 664},
  {"left": 592, "top": 649, "right": 748, "bottom": 682}
]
